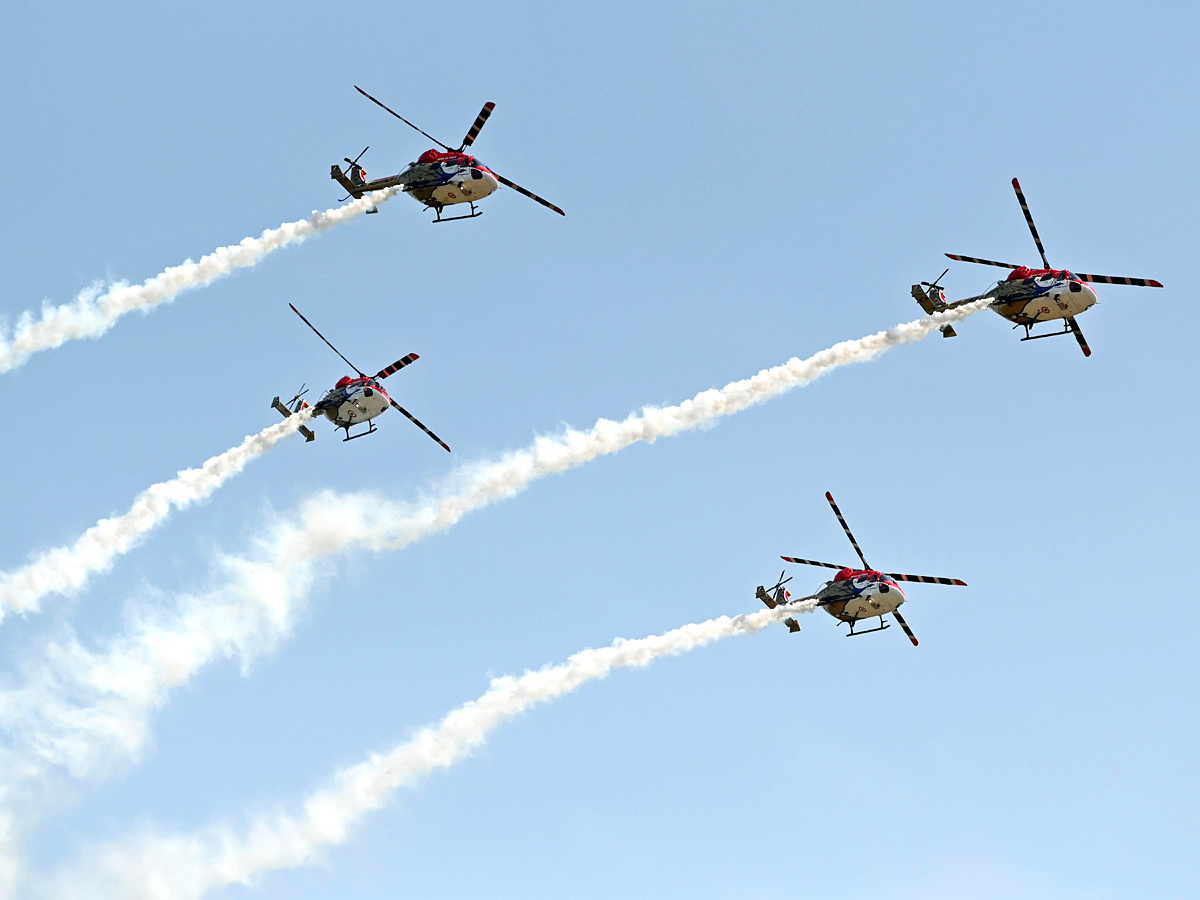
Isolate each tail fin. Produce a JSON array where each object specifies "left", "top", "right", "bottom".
[
  {"left": 331, "top": 164, "right": 368, "bottom": 200},
  {"left": 270, "top": 397, "right": 316, "bottom": 443},
  {"left": 756, "top": 585, "right": 792, "bottom": 609},
  {"left": 911, "top": 285, "right": 957, "bottom": 338},
  {"left": 911, "top": 283, "right": 947, "bottom": 314}
]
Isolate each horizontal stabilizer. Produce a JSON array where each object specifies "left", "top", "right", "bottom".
[
  {"left": 756, "top": 586, "right": 777, "bottom": 609},
  {"left": 330, "top": 165, "right": 365, "bottom": 199},
  {"left": 911, "top": 284, "right": 943, "bottom": 315},
  {"left": 784, "top": 618, "right": 801, "bottom": 634},
  {"left": 271, "top": 397, "right": 316, "bottom": 443},
  {"left": 941, "top": 325, "right": 957, "bottom": 338}
]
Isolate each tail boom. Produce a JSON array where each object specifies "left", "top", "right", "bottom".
[{"left": 270, "top": 396, "right": 316, "bottom": 443}]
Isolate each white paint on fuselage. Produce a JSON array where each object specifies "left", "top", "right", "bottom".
[
  {"left": 819, "top": 576, "right": 907, "bottom": 622},
  {"left": 322, "top": 382, "right": 391, "bottom": 427},
  {"left": 991, "top": 276, "right": 1098, "bottom": 324},
  {"left": 428, "top": 167, "right": 500, "bottom": 206}
]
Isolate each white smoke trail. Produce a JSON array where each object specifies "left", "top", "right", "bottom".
[
  {"left": 44, "top": 602, "right": 816, "bottom": 900},
  {"left": 0, "top": 191, "right": 395, "bottom": 374},
  {"left": 0, "top": 304, "right": 987, "bottom": 803},
  {"left": 0, "top": 411, "right": 314, "bottom": 623}
]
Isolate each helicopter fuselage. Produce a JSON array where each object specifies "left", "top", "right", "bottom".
[
  {"left": 314, "top": 375, "right": 393, "bottom": 428},
  {"left": 986, "top": 267, "right": 1098, "bottom": 326},
  {"left": 815, "top": 568, "right": 907, "bottom": 624},
  {"left": 400, "top": 150, "right": 500, "bottom": 209},
  {"left": 342, "top": 150, "right": 500, "bottom": 211}
]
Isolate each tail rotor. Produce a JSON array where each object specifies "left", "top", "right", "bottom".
[
  {"left": 287, "top": 384, "right": 309, "bottom": 413},
  {"left": 756, "top": 570, "right": 793, "bottom": 609},
  {"left": 920, "top": 267, "right": 950, "bottom": 293},
  {"left": 912, "top": 268, "right": 958, "bottom": 337},
  {"left": 344, "top": 146, "right": 369, "bottom": 181},
  {"left": 337, "top": 147, "right": 371, "bottom": 200}
]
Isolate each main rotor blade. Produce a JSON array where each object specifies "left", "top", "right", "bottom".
[
  {"left": 1066, "top": 316, "right": 1092, "bottom": 358},
  {"left": 892, "top": 610, "right": 919, "bottom": 647},
  {"left": 354, "top": 85, "right": 452, "bottom": 151},
  {"left": 289, "top": 303, "right": 364, "bottom": 376},
  {"left": 493, "top": 172, "right": 565, "bottom": 216},
  {"left": 389, "top": 399, "right": 451, "bottom": 452},
  {"left": 884, "top": 573, "right": 967, "bottom": 586},
  {"left": 780, "top": 556, "right": 847, "bottom": 570},
  {"left": 824, "top": 492, "right": 870, "bottom": 569},
  {"left": 460, "top": 102, "right": 495, "bottom": 150},
  {"left": 945, "top": 253, "right": 1021, "bottom": 270},
  {"left": 1074, "top": 272, "right": 1164, "bottom": 288},
  {"left": 1011, "top": 177, "right": 1050, "bottom": 268},
  {"left": 376, "top": 354, "right": 419, "bottom": 379}
]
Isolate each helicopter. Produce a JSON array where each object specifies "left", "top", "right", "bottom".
[
  {"left": 756, "top": 492, "right": 966, "bottom": 646},
  {"left": 330, "top": 86, "right": 565, "bottom": 223},
  {"left": 271, "top": 303, "right": 451, "bottom": 451},
  {"left": 912, "top": 177, "right": 1162, "bottom": 356}
]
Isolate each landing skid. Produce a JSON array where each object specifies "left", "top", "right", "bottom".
[
  {"left": 430, "top": 201, "right": 483, "bottom": 223},
  {"left": 843, "top": 619, "right": 891, "bottom": 637},
  {"left": 342, "top": 420, "right": 378, "bottom": 442},
  {"left": 1018, "top": 322, "right": 1072, "bottom": 342},
  {"left": 1017, "top": 316, "right": 1091, "bottom": 357}
]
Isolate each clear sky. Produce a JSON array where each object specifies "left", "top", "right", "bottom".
[{"left": 1, "top": 0, "right": 1197, "bottom": 897}]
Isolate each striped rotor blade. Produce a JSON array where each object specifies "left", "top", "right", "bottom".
[
  {"left": 780, "top": 556, "right": 846, "bottom": 570},
  {"left": 1011, "top": 178, "right": 1050, "bottom": 268},
  {"left": 824, "top": 492, "right": 870, "bottom": 569},
  {"left": 289, "top": 303, "right": 364, "bottom": 376},
  {"left": 1066, "top": 317, "right": 1092, "bottom": 358},
  {"left": 389, "top": 400, "right": 451, "bottom": 452},
  {"left": 354, "top": 85, "right": 452, "bottom": 151},
  {"left": 945, "top": 253, "right": 1021, "bottom": 270},
  {"left": 460, "top": 102, "right": 495, "bottom": 149},
  {"left": 494, "top": 172, "right": 565, "bottom": 216},
  {"left": 1074, "top": 272, "right": 1164, "bottom": 288},
  {"left": 892, "top": 610, "right": 919, "bottom": 647},
  {"left": 885, "top": 573, "right": 967, "bottom": 586},
  {"left": 375, "top": 353, "right": 419, "bottom": 379}
]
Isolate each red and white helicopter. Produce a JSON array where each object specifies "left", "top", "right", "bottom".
[
  {"left": 912, "top": 177, "right": 1162, "bottom": 356},
  {"left": 331, "top": 86, "right": 565, "bottom": 223},
  {"left": 756, "top": 492, "right": 966, "bottom": 646},
  {"left": 271, "top": 303, "right": 450, "bottom": 450}
]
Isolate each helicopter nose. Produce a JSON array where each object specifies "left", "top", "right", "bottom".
[
  {"left": 1070, "top": 280, "right": 1098, "bottom": 308},
  {"left": 474, "top": 169, "right": 500, "bottom": 194}
]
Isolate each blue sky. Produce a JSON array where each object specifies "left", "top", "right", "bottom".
[{"left": 1, "top": 0, "right": 1197, "bottom": 897}]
